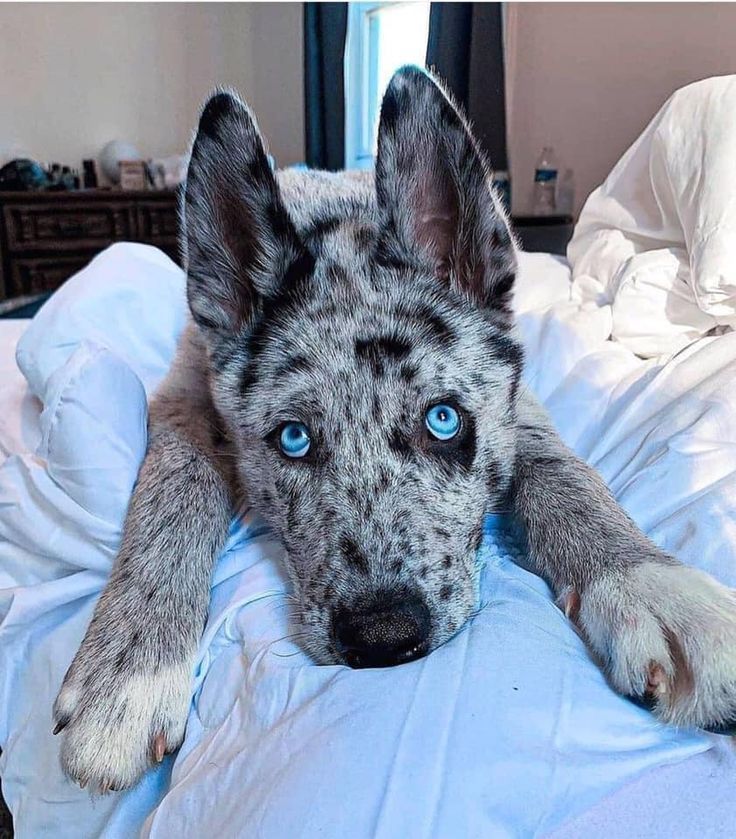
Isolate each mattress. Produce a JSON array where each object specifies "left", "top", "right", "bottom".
[{"left": 1, "top": 245, "right": 736, "bottom": 837}]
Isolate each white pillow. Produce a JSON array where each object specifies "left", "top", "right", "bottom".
[{"left": 15, "top": 242, "right": 188, "bottom": 401}]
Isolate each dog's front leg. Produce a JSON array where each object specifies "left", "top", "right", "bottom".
[
  {"left": 512, "top": 390, "right": 736, "bottom": 732},
  {"left": 53, "top": 370, "right": 232, "bottom": 792}
]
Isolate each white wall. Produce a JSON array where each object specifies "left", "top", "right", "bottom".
[
  {"left": 7, "top": 1, "right": 734, "bottom": 216},
  {"left": 505, "top": 2, "right": 736, "bottom": 215},
  {"left": 0, "top": 2, "right": 304, "bottom": 171}
]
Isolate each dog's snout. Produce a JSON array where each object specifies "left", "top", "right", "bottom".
[{"left": 333, "top": 591, "right": 431, "bottom": 669}]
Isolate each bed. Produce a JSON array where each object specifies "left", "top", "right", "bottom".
[
  {"left": 3, "top": 75, "right": 736, "bottom": 838},
  {"left": 0, "top": 237, "right": 735, "bottom": 838}
]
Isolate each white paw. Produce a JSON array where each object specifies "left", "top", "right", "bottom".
[
  {"left": 575, "top": 562, "right": 736, "bottom": 732},
  {"left": 53, "top": 659, "right": 193, "bottom": 792}
]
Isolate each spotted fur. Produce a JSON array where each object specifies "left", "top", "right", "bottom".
[{"left": 54, "top": 66, "right": 736, "bottom": 792}]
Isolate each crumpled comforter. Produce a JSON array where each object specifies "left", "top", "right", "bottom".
[{"left": 568, "top": 75, "right": 736, "bottom": 358}]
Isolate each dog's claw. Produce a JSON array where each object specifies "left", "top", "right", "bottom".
[
  {"left": 52, "top": 720, "right": 67, "bottom": 736},
  {"left": 646, "top": 662, "right": 669, "bottom": 698},
  {"left": 99, "top": 778, "right": 121, "bottom": 794},
  {"left": 628, "top": 662, "right": 736, "bottom": 736},
  {"left": 153, "top": 733, "right": 166, "bottom": 763},
  {"left": 562, "top": 589, "right": 580, "bottom": 623},
  {"left": 628, "top": 661, "right": 669, "bottom": 714}
]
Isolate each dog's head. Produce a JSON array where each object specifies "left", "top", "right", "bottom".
[{"left": 183, "top": 67, "right": 522, "bottom": 667}]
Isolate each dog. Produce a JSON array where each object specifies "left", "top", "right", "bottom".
[{"left": 53, "top": 66, "right": 736, "bottom": 792}]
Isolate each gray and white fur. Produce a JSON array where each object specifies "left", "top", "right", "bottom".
[{"left": 53, "top": 67, "right": 736, "bottom": 792}]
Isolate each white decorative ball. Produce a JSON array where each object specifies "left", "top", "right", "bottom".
[{"left": 99, "top": 140, "right": 141, "bottom": 184}]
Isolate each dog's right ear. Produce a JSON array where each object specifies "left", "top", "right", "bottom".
[{"left": 183, "top": 90, "right": 304, "bottom": 338}]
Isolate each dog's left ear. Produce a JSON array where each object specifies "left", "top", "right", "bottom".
[{"left": 375, "top": 66, "right": 516, "bottom": 320}]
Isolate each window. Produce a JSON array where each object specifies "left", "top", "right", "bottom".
[{"left": 344, "top": 1, "right": 431, "bottom": 170}]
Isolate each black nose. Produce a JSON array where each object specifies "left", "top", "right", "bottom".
[{"left": 333, "top": 591, "right": 431, "bottom": 668}]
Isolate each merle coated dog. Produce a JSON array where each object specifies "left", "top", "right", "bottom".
[{"left": 53, "top": 67, "right": 736, "bottom": 792}]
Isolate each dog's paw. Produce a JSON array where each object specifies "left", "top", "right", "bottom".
[
  {"left": 570, "top": 562, "right": 736, "bottom": 732},
  {"left": 53, "top": 655, "right": 192, "bottom": 792}
]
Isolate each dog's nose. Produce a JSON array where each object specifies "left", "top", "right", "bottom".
[{"left": 333, "top": 591, "right": 431, "bottom": 668}]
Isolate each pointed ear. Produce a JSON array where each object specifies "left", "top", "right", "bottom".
[
  {"left": 183, "top": 90, "right": 305, "bottom": 338},
  {"left": 375, "top": 66, "right": 516, "bottom": 320}
]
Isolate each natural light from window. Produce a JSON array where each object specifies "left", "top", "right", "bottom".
[{"left": 345, "top": 1, "right": 431, "bottom": 169}]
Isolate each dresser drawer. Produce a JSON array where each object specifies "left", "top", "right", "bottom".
[
  {"left": 3, "top": 202, "right": 135, "bottom": 252},
  {"left": 136, "top": 201, "right": 179, "bottom": 245},
  {"left": 9, "top": 255, "right": 93, "bottom": 296}
]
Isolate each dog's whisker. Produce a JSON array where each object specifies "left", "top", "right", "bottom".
[
  {"left": 266, "top": 631, "right": 312, "bottom": 658},
  {"left": 270, "top": 648, "right": 307, "bottom": 660}
]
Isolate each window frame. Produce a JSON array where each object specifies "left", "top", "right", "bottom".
[
  {"left": 344, "top": 2, "right": 380, "bottom": 170},
  {"left": 343, "top": 1, "right": 430, "bottom": 170}
]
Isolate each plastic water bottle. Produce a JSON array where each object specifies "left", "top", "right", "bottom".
[{"left": 533, "top": 147, "right": 557, "bottom": 215}]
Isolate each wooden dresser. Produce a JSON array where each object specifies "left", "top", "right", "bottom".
[{"left": 0, "top": 189, "right": 181, "bottom": 302}]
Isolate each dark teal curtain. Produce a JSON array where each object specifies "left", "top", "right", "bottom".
[
  {"left": 304, "top": 3, "right": 348, "bottom": 170},
  {"left": 426, "top": 3, "right": 508, "bottom": 171}
]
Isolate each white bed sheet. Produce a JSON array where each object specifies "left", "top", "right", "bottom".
[
  {"left": 1, "top": 246, "right": 736, "bottom": 837},
  {"left": 0, "top": 320, "right": 40, "bottom": 461}
]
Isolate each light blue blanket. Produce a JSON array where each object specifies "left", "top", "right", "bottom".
[{"left": 0, "top": 245, "right": 712, "bottom": 837}]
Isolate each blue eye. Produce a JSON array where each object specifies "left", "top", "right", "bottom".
[
  {"left": 279, "top": 422, "right": 311, "bottom": 458},
  {"left": 425, "top": 404, "right": 461, "bottom": 441}
]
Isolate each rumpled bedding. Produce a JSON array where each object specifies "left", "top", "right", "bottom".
[
  {"left": 1, "top": 243, "right": 735, "bottom": 837},
  {"left": 568, "top": 75, "right": 736, "bottom": 358}
]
